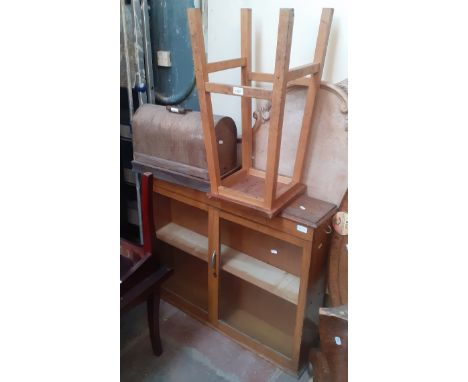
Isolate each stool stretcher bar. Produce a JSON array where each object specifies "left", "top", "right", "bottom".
[
  {"left": 207, "top": 58, "right": 246, "bottom": 73},
  {"left": 205, "top": 83, "right": 273, "bottom": 100}
]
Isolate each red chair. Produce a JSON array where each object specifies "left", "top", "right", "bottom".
[{"left": 120, "top": 172, "right": 173, "bottom": 356}]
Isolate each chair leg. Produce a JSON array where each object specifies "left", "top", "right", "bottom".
[{"left": 147, "top": 290, "right": 163, "bottom": 356}]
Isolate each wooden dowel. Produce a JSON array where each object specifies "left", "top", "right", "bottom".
[
  {"left": 314, "top": 8, "right": 334, "bottom": 79},
  {"left": 205, "top": 82, "right": 272, "bottom": 100},
  {"left": 264, "top": 8, "right": 294, "bottom": 208},
  {"left": 249, "top": 72, "right": 274, "bottom": 83},
  {"left": 287, "top": 77, "right": 313, "bottom": 87},
  {"left": 218, "top": 186, "right": 265, "bottom": 206},
  {"left": 241, "top": 8, "right": 253, "bottom": 171},
  {"left": 292, "top": 8, "right": 334, "bottom": 183},
  {"left": 251, "top": 64, "right": 319, "bottom": 83},
  {"left": 221, "top": 168, "right": 248, "bottom": 187},
  {"left": 272, "top": 182, "right": 306, "bottom": 209},
  {"left": 287, "top": 62, "right": 320, "bottom": 82},
  {"left": 207, "top": 58, "right": 246, "bottom": 73},
  {"left": 249, "top": 168, "right": 292, "bottom": 184},
  {"left": 187, "top": 8, "right": 221, "bottom": 192}
]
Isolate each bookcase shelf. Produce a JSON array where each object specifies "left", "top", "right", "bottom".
[
  {"left": 156, "top": 222, "right": 208, "bottom": 262},
  {"left": 156, "top": 222, "right": 300, "bottom": 305},
  {"left": 220, "top": 245, "right": 300, "bottom": 305}
]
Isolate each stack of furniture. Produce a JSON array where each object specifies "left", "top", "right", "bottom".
[{"left": 131, "top": 7, "right": 340, "bottom": 376}]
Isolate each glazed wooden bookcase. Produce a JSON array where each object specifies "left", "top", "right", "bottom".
[
  {"left": 187, "top": 8, "right": 334, "bottom": 217},
  {"left": 152, "top": 177, "right": 337, "bottom": 375}
]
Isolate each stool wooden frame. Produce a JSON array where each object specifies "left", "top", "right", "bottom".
[{"left": 187, "top": 7, "right": 334, "bottom": 217}]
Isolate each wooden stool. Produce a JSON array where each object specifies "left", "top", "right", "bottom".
[{"left": 187, "top": 8, "right": 334, "bottom": 217}]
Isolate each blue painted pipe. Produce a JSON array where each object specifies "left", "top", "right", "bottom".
[{"left": 149, "top": 0, "right": 199, "bottom": 109}]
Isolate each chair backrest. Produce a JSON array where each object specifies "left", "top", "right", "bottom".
[
  {"left": 140, "top": 172, "right": 156, "bottom": 255},
  {"left": 120, "top": 171, "right": 155, "bottom": 269}
]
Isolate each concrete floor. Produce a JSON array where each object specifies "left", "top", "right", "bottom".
[{"left": 121, "top": 300, "right": 310, "bottom": 382}]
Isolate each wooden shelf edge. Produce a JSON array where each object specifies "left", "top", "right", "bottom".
[
  {"left": 156, "top": 223, "right": 208, "bottom": 262},
  {"left": 220, "top": 245, "right": 300, "bottom": 305}
]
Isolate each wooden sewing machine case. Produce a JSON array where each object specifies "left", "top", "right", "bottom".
[{"left": 132, "top": 104, "right": 238, "bottom": 190}]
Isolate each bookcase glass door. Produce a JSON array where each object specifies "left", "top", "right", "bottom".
[
  {"left": 155, "top": 194, "right": 209, "bottom": 313},
  {"left": 218, "top": 217, "right": 303, "bottom": 358}
]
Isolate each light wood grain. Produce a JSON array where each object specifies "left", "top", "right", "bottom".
[
  {"left": 221, "top": 245, "right": 300, "bottom": 304},
  {"left": 153, "top": 169, "right": 335, "bottom": 374},
  {"left": 217, "top": 185, "right": 265, "bottom": 206},
  {"left": 249, "top": 72, "right": 275, "bottom": 83},
  {"left": 273, "top": 182, "right": 306, "bottom": 206},
  {"left": 156, "top": 223, "right": 208, "bottom": 262},
  {"left": 292, "top": 8, "right": 334, "bottom": 183},
  {"left": 264, "top": 9, "right": 295, "bottom": 208},
  {"left": 219, "top": 209, "right": 307, "bottom": 247},
  {"left": 187, "top": 8, "right": 221, "bottom": 193},
  {"left": 221, "top": 168, "right": 248, "bottom": 187},
  {"left": 154, "top": 177, "right": 334, "bottom": 241},
  {"left": 217, "top": 172, "right": 300, "bottom": 217},
  {"left": 241, "top": 9, "right": 253, "bottom": 171},
  {"left": 188, "top": 7, "right": 332, "bottom": 217},
  {"left": 287, "top": 62, "right": 320, "bottom": 82},
  {"left": 220, "top": 218, "right": 302, "bottom": 276},
  {"left": 249, "top": 168, "right": 292, "bottom": 184},
  {"left": 287, "top": 77, "right": 313, "bottom": 87},
  {"left": 204, "top": 82, "right": 272, "bottom": 100},
  {"left": 207, "top": 57, "right": 246, "bottom": 73},
  {"left": 314, "top": 8, "right": 334, "bottom": 79},
  {"left": 188, "top": 9, "right": 333, "bottom": 218},
  {"left": 249, "top": 72, "right": 274, "bottom": 83},
  {"left": 291, "top": 78, "right": 319, "bottom": 183}
]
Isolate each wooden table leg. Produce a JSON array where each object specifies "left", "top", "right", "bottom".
[{"left": 147, "top": 289, "right": 162, "bottom": 356}]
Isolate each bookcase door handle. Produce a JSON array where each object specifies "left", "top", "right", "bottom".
[{"left": 210, "top": 250, "right": 217, "bottom": 273}]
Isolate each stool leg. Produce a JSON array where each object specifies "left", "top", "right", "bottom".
[{"left": 147, "top": 290, "right": 162, "bottom": 356}]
